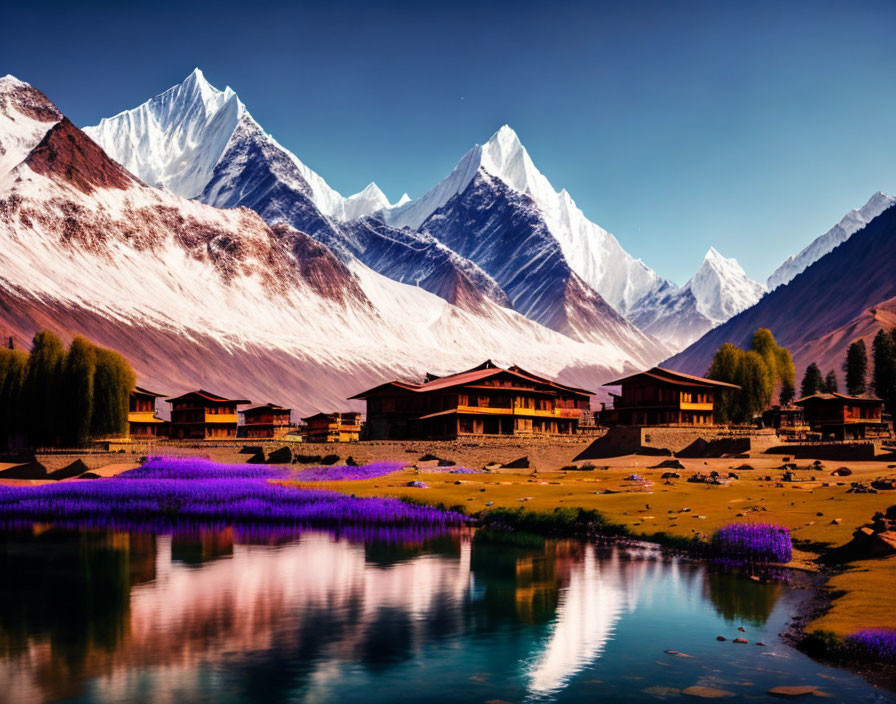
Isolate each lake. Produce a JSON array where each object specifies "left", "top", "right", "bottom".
[{"left": 0, "top": 526, "right": 892, "bottom": 703}]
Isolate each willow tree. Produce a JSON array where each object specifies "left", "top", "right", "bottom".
[
  {"left": 707, "top": 343, "right": 742, "bottom": 423},
  {"left": 23, "top": 330, "right": 67, "bottom": 446},
  {"left": 90, "top": 347, "right": 135, "bottom": 438},
  {"left": 64, "top": 336, "right": 97, "bottom": 446},
  {"left": 0, "top": 348, "right": 29, "bottom": 447},
  {"left": 750, "top": 328, "right": 795, "bottom": 406}
]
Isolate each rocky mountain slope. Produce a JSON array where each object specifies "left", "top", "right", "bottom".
[
  {"left": 767, "top": 191, "right": 895, "bottom": 290},
  {"left": 666, "top": 202, "right": 896, "bottom": 377},
  {"left": 1, "top": 75, "right": 668, "bottom": 413}
]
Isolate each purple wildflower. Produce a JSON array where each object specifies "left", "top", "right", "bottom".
[
  {"left": 295, "top": 461, "right": 403, "bottom": 481},
  {"left": 845, "top": 629, "right": 896, "bottom": 664},
  {"left": 624, "top": 474, "right": 645, "bottom": 481},
  {"left": 711, "top": 523, "right": 792, "bottom": 564}
]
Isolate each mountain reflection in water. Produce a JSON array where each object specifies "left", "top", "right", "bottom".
[{"left": 0, "top": 526, "right": 888, "bottom": 704}]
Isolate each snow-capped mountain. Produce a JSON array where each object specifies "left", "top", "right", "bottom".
[
  {"left": 86, "top": 70, "right": 669, "bottom": 353},
  {"left": 386, "top": 124, "right": 670, "bottom": 316},
  {"left": 85, "top": 69, "right": 516, "bottom": 314},
  {"left": 2, "top": 76, "right": 668, "bottom": 413},
  {"left": 767, "top": 191, "right": 896, "bottom": 290},
  {"left": 628, "top": 247, "right": 766, "bottom": 349},
  {"left": 667, "top": 203, "right": 896, "bottom": 380}
]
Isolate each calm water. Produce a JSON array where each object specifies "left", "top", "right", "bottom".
[{"left": 0, "top": 527, "right": 892, "bottom": 704}]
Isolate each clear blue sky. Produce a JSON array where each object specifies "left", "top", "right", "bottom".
[{"left": 3, "top": 0, "right": 895, "bottom": 285}]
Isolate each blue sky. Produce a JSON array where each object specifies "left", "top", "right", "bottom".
[{"left": 3, "top": 0, "right": 895, "bottom": 285}]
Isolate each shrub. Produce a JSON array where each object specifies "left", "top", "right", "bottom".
[{"left": 711, "top": 522, "right": 792, "bottom": 563}]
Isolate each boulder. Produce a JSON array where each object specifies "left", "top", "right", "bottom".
[
  {"left": 767, "top": 685, "right": 819, "bottom": 698},
  {"left": 0, "top": 461, "right": 48, "bottom": 479},
  {"left": 502, "top": 456, "right": 529, "bottom": 469},
  {"left": 239, "top": 445, "right": 263, "bottom": 455},
  {"left": 831, "top": 467, "right": 852, "bottom": 477},
  {"left": 652, "top": 459, "right": 685, "bottom": 470},
  {"left": 47, "top": 459, "right": 91, "bottom": 480},
  {"left": 661, "top": 472, "right": 680, "bottom": 479},
  {"left": 266, "top": 446, "right": 293, "bottom": 464}
]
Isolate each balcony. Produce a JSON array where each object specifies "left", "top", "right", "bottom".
[
  {"left": 455, "top": 405, "right": 580, "bottom": 419},
  {"left": 680, "top": 402, "right": 713, "bottom": 411},
  {"left": 205, "top": 414, "right": 238, "bottom": 424}
]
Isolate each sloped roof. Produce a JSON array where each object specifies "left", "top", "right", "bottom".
[
  {"left": 795, "top": 392, "right": 882, "bottom": 405},
  {"left": 604, "top": 366, "right": 741, "bottom": 390},
  {"left": 242, "top": 403, "right": 291, "bottom": 413},
  {"left": 166, "top": 389, "right": 251, "bottom": 404},
  {"left": 350, "top": 361, "right": 593, "bottom": 400},
  {"left": 133, "top": 386, "right": 164, "bottom": 398}
]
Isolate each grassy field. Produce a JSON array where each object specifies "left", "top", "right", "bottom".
[{"left": 294, "top": 452, "right": 896, "bottom": 639}]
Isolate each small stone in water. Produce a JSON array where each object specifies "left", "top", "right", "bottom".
[
  {"left": 716, "top": 635, "right": 727, "bottom": 641},
  {"left": 733, "top": 638, "right": 748, "bottom": 644}
]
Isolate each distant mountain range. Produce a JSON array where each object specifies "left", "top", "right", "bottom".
[
  {"left": 667, "top": 201, "right": 896, "bottom": 378},
  {"left": 2, "top": 69, "right": 893, "bottom": 413},
  {"left": 84, "top": 69, "right": 768, "bottom": 351},
  {"left": 0, "top": 74, "right": 664, "bottom": 414}
]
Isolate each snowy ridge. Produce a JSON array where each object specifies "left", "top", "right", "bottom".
[
  {"left": 628, "top": 247, "right": 765, "bottom": 350},
  {"left": 385, "top": 125, "right": 670, "bottom": 315},
  {"left": 85, "top": 69, "right": 395, "bottom": 220},
  {"left": 767, "top": 191, "right": 896, "bottom": 290}
]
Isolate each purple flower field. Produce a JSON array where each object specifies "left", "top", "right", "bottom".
[
  {"left": 0, "top": 457, "right": 467, "bottom": 538},
  {"left": 294, "top": 461, "right": 404, "bottom": 482},
  {"left": 711, "top": 522, "right": 792, "bottom": 564},
  {"left": 845, "top": 629, "right": 896, "bottom": 664}
]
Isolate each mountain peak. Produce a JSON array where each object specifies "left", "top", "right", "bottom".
[
  {"left": 0, "top": 74, "right": 28, "bottom": 91},
  {"left": 686, "top": 247, "right": 764, "bottom": 323}
]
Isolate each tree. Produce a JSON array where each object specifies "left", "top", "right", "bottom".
[
  {"left": 707, "top": 343, "right": 742, "bottom": 424},
  {"left": 800, "top": 363, "right": 824, "bottom": 398},
  {"left": 872, "top": 328, "right": 896, "bottom": 413},
  {"left": 779, "top": 377, "right": 795, "bottom": 406},
  {"left": 90, "top": 347, "right": 135, "bottom": 438},
  {"left": 63, "top": 336, "right": 97, "bottom": 446},
  {"left": 22, "top": 330, "right": 67, "bottom": 446},
  {"left": 734, "top": 350, "right": 771, "bottom": 423},
  {"left": 824, "top": 370, "right": 838, "bottom": 394},
  {"left": 844, "top": 339, "right": 868, "bottom": 396},
  {"left": 0, "top": 348, "right": 29, "bottom": 448}
]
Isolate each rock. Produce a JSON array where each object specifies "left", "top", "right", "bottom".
[
  {"left": 406, "top": 481, "right": 429, "bottom": 488},
  {"left": 756, "top": 641, "right": 766, "bottom": 646},
  {"left": 829, "top": 518, "right": 842, "bottom": 525},
  {"left": 661, "top": 472, "right": 680, "bottom": 479},
  {"left": 664, "top": 650, "right": 693, "bottom": 657},
  {"left": 831, "top": 467, "right": 852, "bottom": 477},
  {"left": 0, "top": 461, "right": 48, "bottom": 480},
  {"left": 871, "top": 478, "right": 896, "bottom": 491},
  {"left": 485, "top": 501, "right": 494, "bottom": 506},
  {"left": 766, "top": 685, "right": 819, "bottom": 697},
  {"left": 652, "top": 459, "right": 686, "bottom": 469},
  {"left": 733, "top": 638, "right": 748, "bottom": 644},
  {"left": 502, "top": 456, "right": 529, "bottom": 469},
  {"left": 716, "top": 635, "right": 727, "bottom": 641},
  {"left": 737, "top": 626, "right": 745, "bottom": 632},
  {"left": 681, "top": 685, "right": 735, "bottom": 698},
  {"left": 728, "top": 472, "right": 739, "bottom": 479},
  {"left": 47, "top": 459, "right": 91, "bottom": 480},
  {"left": 266, "top": 446, "right": 294, "bottom": 464}
]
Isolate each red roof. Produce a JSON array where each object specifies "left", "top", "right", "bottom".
[
  {"left": 604, "top": 367, "right": 740, "bottom": 390},
  {"left": 350, "top": 361, "right": 593, "bottom": 400},
  {"left": 242, "top": 403, "right": 291, "bottom": 414},
  {"left": 166, "top": 389, "right": 251, "bottom": 404}
]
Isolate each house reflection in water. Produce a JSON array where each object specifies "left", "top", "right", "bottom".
[{"left": 0, "top": 526, "right": 789, "bottom": 703}]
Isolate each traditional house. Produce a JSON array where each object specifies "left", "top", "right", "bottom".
[
  {"left": 600, "top": 367, "right": 740, "bottom": 426},
  {"left": 166, "top": 390, "right": 250, "bottom": 440},
  {"left": 760, "top": 406, "right": 808, "bottom": 435},
  {"left": 794, "top": 393, "right": 888, "bottom": 440},
  {"left": 128, "top": 387, "right": 167, "bottom": 439},
  {"left": 350, "top": 360, "right": 592, "bottom": 440},
  {"left": 301, "top": 412, "right": 362, "bottom": 443},
  {"left": 239, "top": 404, "right": 293, "bottom": 439}
]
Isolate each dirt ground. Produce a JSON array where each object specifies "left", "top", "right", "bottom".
[{"left": 3, "top": 437, "right": 896, "bottom": 638}]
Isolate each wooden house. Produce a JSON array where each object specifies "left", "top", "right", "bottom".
[
  {"left": 128, "top": 387, "right": 167, "bottom": 439},
  {"left": 239, "top": 404, "right": 293, "bottom": 439},
  {"left": 301, "top": 412, "right": 361, "bottom": 443},
  {"left": 601, "top": 367, "right": 740, "bottom": 426},
  {"left": 760, "top": 406, "right": 808, "bottom": 435},
  {"left": 349, "top": 360, "right": 592, "bottom": 440},
  {"left": 166, "top": 390, "right": 250, "bottom": 440},
  {"left": 794, "top": 393, "right": 888, "bottom": 441}
]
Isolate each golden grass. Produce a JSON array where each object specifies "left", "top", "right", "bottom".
[{"left": 294, "top": 457, "right": 896, "bottom": 637}]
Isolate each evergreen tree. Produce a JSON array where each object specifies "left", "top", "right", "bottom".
[
  {"left": 734, "top": 350, "right": 771, "bottom": 423},
  {"left": 91, "top": 347, "right": 135, "bottom": 438},
  {"left": 824, "top": 369, "right": 838, "bottom": 393},
  {"left": 0, "top": 348, "right": 29, "bottom": 448},
  {"left": 872, "top": 328, "right": 896, "bottom": 412},
  {"left": 22, "top": 330, "right": 67, "bottom": 446},
  {"left": 63, "top": 336, "right": 97, "bottom": 446},
  {"left": 779, "top": 378, "right": 795, "bottom": 406},
  {"left": 844, "top": 339, "right": 868, "bottom": 396},
  {"left": 800, "top": 363, "right": 824, "bottom": 398}
]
